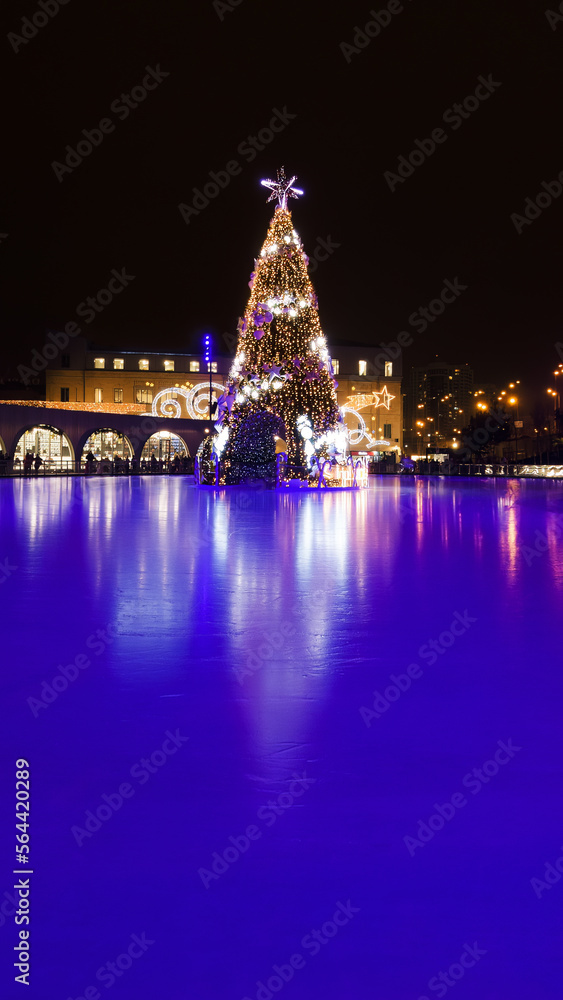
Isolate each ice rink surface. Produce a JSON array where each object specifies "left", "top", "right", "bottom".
[{"left": 1, "top": 474, "right": 562, "bottom": 999}]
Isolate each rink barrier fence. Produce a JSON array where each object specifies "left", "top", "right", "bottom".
[{"left": 3, "top": 461, "right": 563, "bottom": 481}]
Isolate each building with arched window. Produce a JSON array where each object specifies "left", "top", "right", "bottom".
[{"left": 43, "top": 337, "right": 403, "bottom": 454}]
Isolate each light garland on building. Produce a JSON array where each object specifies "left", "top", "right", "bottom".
[{"left": 0, "top": 399, "right": 148, "bottom": 415}]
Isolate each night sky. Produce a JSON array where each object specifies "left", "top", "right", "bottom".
[{"left": 1, "top": 0, "right": 561, "bottom": 398}]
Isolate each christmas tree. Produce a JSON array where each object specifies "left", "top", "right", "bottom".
[{"left": 213, "top": 168, "right": 347, "bottom": 484}]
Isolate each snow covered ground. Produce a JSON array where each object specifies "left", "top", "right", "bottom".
[{"left": 1, "top": 474, "right": 562, "bottom": 999}]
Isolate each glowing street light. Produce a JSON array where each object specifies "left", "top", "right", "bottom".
[
  {"left": 506, "top": 394, "right": 520, "bottom": 459},
  {"left": 203, "top": 334, "right": 212, "bottom": 419}
]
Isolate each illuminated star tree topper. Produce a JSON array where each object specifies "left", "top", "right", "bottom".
[{"left": 260, "top": 166, "right": 303, "bottom": 211}]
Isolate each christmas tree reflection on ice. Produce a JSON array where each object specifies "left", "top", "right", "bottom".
[{"left": 210, "top": 168, "right": 347, "bottom": 484}]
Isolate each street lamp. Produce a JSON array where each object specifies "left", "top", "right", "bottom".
[
  {"left": 553, "top": 371, "right": 562, "bottom": 434},
  {"left": 547, "top": 388, "right": 559, "bottom": 434},
  {"left": 507, "top": 395, "right": 519, "bottom": 459},
  {"left": 203, "top": 334, "right": 212, "bottom": 419}
]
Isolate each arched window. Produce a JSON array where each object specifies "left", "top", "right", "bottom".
[
  {"left": 14, "top": 426, "right": 74, "bottom": 471},
  {"left": 141, "top": 432, "right": 190, "bottom": 461},
  {"left": 81, "top": 430, "right": 133, "bottom": 464}
]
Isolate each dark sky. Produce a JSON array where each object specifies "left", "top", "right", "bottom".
[{"left": 1, "top": 0, "right": 561, "bottom": 400}]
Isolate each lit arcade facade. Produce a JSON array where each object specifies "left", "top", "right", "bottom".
[
  {"left": 0, "top": 402, "right": 209, "bottom": 471},
  {"left": 44, "top": 338, "right": 403, "bottom": 455}
]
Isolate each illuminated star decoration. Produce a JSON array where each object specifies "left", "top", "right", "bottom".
[
  {"left": 347, "top": 389, "right": 396, "bottom": 411},
  {"left": 261, "top": 167, "right": 304, "bottom": 211},
  {"left": 377, "top": 386, "right": 395, "bottom": 410}
]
